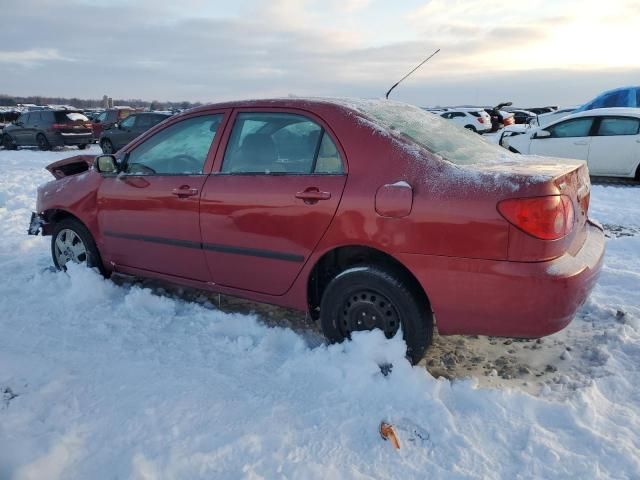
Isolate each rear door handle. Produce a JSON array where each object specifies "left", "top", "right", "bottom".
[
  {"left": 172, "top": 186, "right": 199, "bottom": 198},
  {"left": 295, "top": 188, "right": 331, "bottom": 203},
  {"left": 573, "top": 140, "right": 588, "bottom": 145}
]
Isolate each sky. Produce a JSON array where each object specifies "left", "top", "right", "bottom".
[{"left": 1, "top": 0, "right": 639, "bottom": 107}]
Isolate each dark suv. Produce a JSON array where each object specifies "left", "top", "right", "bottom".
[
  {"left": 2, "top": 110, "right": 93, "bottom": 150},
  {"left": 99, "top": 112, "right": 171, "bottom": 153}
]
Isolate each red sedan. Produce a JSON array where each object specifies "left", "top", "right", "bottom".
[{"left": 29, "top": 98, "right": 605, "bottom": 363}]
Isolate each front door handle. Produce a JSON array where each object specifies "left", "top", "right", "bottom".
[
  {"left": 295, "top": 188, "right": 331, "bottom": 204},
  {"left": 172, "top": 186, "right": 199, "bottom": 198},
  {"left": 573, "top": 140, "right": 588, "bottom": 145}
]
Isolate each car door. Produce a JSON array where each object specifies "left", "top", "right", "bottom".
[
  {"left": 12, "top": 113, "right": 30, "bottom": 145},
  {"left": 97, "top": 111, "right": 228, "bottom": 281},
  {"left": 110, "top": 114, "right": 138, "bottom": 149},
  {"left": 200, "top": 109, "right": 347, "bottom": 296},
  {"left": 529, "top": 116, "right": 594, "bottom": 161},
  {"left": 587, "top": 116, "right": 640, "bottom": 176}
]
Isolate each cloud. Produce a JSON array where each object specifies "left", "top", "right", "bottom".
[
  {"left": 0, "top": 0, "right": 637, "bottom": 106},
  {"left": 0, "top": 48, "right": 73, "bottom": 66}
]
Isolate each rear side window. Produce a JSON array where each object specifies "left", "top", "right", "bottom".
[
  {"left": 125, "top": 114, "right": 222, "bottom": 175},
  {"left": 548, "top": 118, "right": 593, "bottom": 138},
  {"left": 596, "top": 117, "right": 640, "bottom": 136},
  {"left": 53, "top": 112, "right": 89, "bottom": 123},
  {"left": 222, "top": 112, "right": 343, "bottom": 175}
]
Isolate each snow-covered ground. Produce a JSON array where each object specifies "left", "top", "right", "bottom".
[{"left": 1, "top": 146, "right": 639, "bottom": 479}]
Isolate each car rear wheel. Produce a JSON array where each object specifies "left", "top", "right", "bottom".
[
  {"left": 100, "top": 138, "right": 115, "bottom": 154},
  {"left": 319, "top": 265, "right": 433, "bottom": 364},
  {"left": 2, "top": 134, "right": 17, "bottom": 150},
  {"left": 36, "top": 133, "right": 51, "bottom": 151},
  {"left": 78, "top": 144, "right": 88, "bottom": 150},
  {"left": 464, "top": 125, "right": 477, "bottom": 132},
  {"left": 51, "top": 218, "right": 108, "bottom": 276}
]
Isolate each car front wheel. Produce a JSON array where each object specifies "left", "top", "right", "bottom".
[
  {"left": 2, "top": 134, "right": 17, "bottom": 150},
  {"left": 100, "top": 138, "right": 115, "bottom": 154},
  {"left": 51, "top": 218, "right": 108, "bottom": 276},
  {"left": 319, "top": 265, "right": 433, "bottom": 364},
  {"left": 36, "top": 133, "right": 51, "bottom": 151}
]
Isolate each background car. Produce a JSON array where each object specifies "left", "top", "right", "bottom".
[
  {"left": 439, "top": 108, "right": 491, "bottom": 132},
  {"left": 100, "top": 112, "right": 171, "bottom": 153},
  {"left": 2, "top": 109, "right": 92, "bottom": 150},
  {"left": 29, "top": 98, "right": 603, "bottom": 363},
  {"left": 502, "top": 107, "right": 640, "bottom": 179},
  {"left": 509, "top": 109, "right": 536, "bottom": 125},
  {"left": 574, "top": 85, "right": 640, "bottom": 113},
  {"left": 91, "top": 107, "right": 136, "bottom": 141}
]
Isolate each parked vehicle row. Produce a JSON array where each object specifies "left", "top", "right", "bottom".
[
  {"left": 2, "top": 110, "right": 93, "bottom": 150},
  {"left": 28, "top": 98, "right": 604, "bottom": 363},
  {"left": 1, "top": 107, "right": 173, "bottom": 151}
]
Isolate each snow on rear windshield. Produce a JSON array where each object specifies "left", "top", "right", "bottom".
[
  {"left": 54, "top": 112, "right": 89, "bottom": 122},
  {"left": 339, "top": 99, "right": 518, "bottom": 166}
]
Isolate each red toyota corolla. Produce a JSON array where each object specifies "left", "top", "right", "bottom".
[{"left": 29, "top": 98, "right": 605, "bottom": 363}]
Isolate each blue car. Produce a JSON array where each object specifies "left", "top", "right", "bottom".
[{"left": 574, "top": 86, "right": 640, "bottom": 112}]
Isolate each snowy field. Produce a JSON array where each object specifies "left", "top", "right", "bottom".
[{"left": 1, "top": 146, "right": 639, "bottom": 479}]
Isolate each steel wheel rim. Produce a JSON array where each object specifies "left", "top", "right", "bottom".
[
  {"left": 340, "top": 289, "right": 400, "bottom": 338},
  {"left": 54, "top": 229, "right": 87, "bottom": 267}
]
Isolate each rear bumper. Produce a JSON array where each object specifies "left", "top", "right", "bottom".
[
  {"left": 49, "top": 132, "right": 92, "bottom": 146},
  {"left": 399, "top": 221, "right": 605, "bottom": 337}
]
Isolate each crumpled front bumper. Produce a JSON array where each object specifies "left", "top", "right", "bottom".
[{"left": 27, "top": 212, "right": 45, "bottom": 236}]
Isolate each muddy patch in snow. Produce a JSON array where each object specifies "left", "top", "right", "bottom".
[{"left": 112, "top": 273, "right": 604, "bottom": 396}]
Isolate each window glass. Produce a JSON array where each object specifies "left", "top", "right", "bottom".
[
  {"left": 96, "top": 112, "right": 108, "bottom": 122},
  {"left": 135, "top": 115, "right": 156, "bottom": 128},
  {"left": 636, "top": 88, "right": 640, "bottom": 108},
  {"left": 548, "top": 118, "right": 593, "bottom": 138},
  {"left": 314, "top": 132, "right": 344, "bottom": 174},
  {"left": 126, "top": 114, "right": 222, "bottom": 175},
  {"left": 597, "top": 117, "right": 640, "bottom": 136},
  {"left": 27, "top": 113, "right": 40, "bottom": 125},
  {"left": 18, "top": 113, "right": 30, "bottom": 125},
  {"left": 120, "top": 116, "right": 136, "bottom": 129},
  {"left": 588, "top": 90, "right": 628, "bottom": 110},
  {"left": 222, "top": 113, "right": 322, "bottom": 174}
]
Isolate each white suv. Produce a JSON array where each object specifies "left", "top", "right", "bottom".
[{"left": 439, "top": 109, "right": 491, "bottom": 133}]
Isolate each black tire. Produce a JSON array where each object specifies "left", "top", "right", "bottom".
[
  {"left": 319, "top": 265, "right": 433, "bottom": 364},
  {"left": 36, "top": 133, "right": 51, "bottom": 151},
  {"left": 464, "top": 125, "right": 477, "bottom": 132},
  {"left": 51, "top": 217, "right": 109, "bottom": 277},
  {"left": 100, "top": 138, "right": 115, "bottom": 154},
  {"left": 2, "top": 134, "right": 17, "bottom": 150},
  {"left": 78, "top": 143, "right": 88, "bottom": 150}
]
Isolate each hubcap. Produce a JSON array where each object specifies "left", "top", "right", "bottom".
[
  {"left": 54, "top": 229, "right": 87, "bottom": 268},
  {"left": 340, "top": 290, "right": 400, "bottom": 338}
]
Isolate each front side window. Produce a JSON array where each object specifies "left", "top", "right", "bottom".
[
  {"left": 125, "top": 114, "right": 222, "bottom": 175},
  {"left": 222, "top": 112, "right": 343, "bottom": 174},
  {"left": 596, "top": 117, "right": 640, "bottom": 136},
  {"left": 17, "top": 113, "right": 29, "bottom": 125},
  {"left": 547, "top": 118, "right": 593, "bottom": 138},
  {"left": 96, "top": 112, "right": 108, "bottom": 123},
  {"left": 120, "top": 116, "right": 136, "bottom": 129}
]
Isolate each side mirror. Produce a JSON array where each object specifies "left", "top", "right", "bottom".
[
  {"left": 95, "top": 154, "right": 118, "bottom": 173},
  {"left": 534, "top": 130, "right": 551, "bottom": 139}
]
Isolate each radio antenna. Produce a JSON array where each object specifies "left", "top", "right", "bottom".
[{"left": 385, "top": 48, "right": 440, "bottom": 99}]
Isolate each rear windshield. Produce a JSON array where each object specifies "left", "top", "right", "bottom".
[
  {"left": 53, "top": 112, "right": 89, "bottom": 123},
  {"left": 347, "top": 99, "right": 515, "bottom": 166}
]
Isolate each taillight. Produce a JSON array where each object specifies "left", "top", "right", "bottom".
[
  {"left": 497, "top": 195, "right": 575, "bottom": 240},
  {"left": 84, "top": 123, "right": 93, "bottom": 129},
  {"left": 477, "top": 117, "right": 485, "bottom": 124},
  {"left": 51, "top": 123, "right": 65, "bottom": 130}
]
